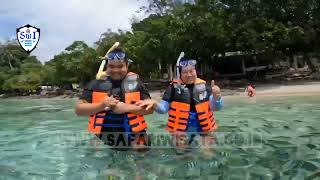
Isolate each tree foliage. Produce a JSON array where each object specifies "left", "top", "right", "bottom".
[{"left": 1, "top": 0, "right": 319, "bottom": 93}]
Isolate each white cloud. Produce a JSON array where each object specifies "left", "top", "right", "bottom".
[{"left": 0, "top": 0, "right": 147, "bottom": 62}]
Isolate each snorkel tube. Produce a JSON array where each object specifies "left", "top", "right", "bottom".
[
  {"left": 175, "top": 52, "right": 185, "bottom": 79},
  {"left": 96, "top": 42, "right": 120, "bottom": 80}
]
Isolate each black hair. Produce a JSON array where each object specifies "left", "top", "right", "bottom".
[
  {"left": 109, "top": 47, "right": 124, "bottom": 53},
  {"left": 248, "top": 83, "right": 255, "bottom": 89}
]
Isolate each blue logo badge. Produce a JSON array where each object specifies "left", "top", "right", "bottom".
[{"left": 16, "top": 24, "right": 40, "bottom": 53}]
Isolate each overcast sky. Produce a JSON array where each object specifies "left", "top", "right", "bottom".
[{"left": 0, "top": 0, "right": 146, "bottom": 62}]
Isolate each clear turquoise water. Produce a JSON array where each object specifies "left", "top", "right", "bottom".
[{"left": 0, "top": 96, "right": 319, "bottom": 180}]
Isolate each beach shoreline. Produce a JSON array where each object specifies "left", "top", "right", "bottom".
[
  {"left": 1, "top": 81, "right": 320, "bottom": 100},
  {"left": 150, "top": 81, "right": 320, "bottom": 101}
]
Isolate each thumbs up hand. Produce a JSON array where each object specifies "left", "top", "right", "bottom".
[{"left": 211, "top": 80, "right": 221, "bottom": 100}]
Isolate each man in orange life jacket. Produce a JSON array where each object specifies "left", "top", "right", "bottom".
[
  {"left": 136, "top": 57, "right": 223, "bottom": 150},
  {"left": 75, "top": 48, "right": 153, "bottom": 150}
]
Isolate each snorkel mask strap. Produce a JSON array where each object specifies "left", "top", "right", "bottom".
[
  {"left": 175, "top": 52, "right": 185, "bottom": 79},
  {"left": 96, "top": 42, "right": 120, "bottom": 80}
]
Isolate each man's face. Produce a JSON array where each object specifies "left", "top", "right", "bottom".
[
  {"left": 180, "top": 66, "right": 197, "bottom": 84},
  {"left": 106, "top": 60, "right": 128, "bottom": 80}
]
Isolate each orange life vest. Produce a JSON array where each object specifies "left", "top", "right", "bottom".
[
  {"left": 166, "top": 78, "right": 218, "bottom": 133},
  {"left": 87, "top": 72, "right": 147, "bottom": 134}
]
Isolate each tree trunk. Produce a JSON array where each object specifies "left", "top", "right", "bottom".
[
  {"left": 254, "top": 59, "right": 258, "bottom": 79},
  {"left": 167, "top": 64, "right": 173, "bottom": 81},
  {"left": 6, "top": 50, "right": 15, "bottom": 70},
  {"left": 293, "top": 55, "right": 298, "bottom": 70},
  {"left": 200, "top": 63, "right": 204, "bottom": 76},
  {"left": 242, "top": 58, "right": 246, "bottom": 75},
  {"left": 173, "top": 64, "right": 176, "bottom": 79},
  {"left": 158, "top": 60, "right": 161, "bottom": 78},
  {"left": 304, "top": 55, "right": 318, "bottom": 72},
  {"left": 297, "top": 56, "right": 304, "bottom": 68},
  {"left": 8, "top": 58, "right": 14, "bottom": 70},
  {"left": 287, "top": 57, "right": 291, "bottom": 68},
  {"left": 204, "top": 61, "right": 208, "bottom": 75}
]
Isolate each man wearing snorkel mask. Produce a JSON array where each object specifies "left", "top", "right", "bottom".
[
  {"left": 75, "top": 48, "right": 152, "bottom": 151},
  {"left": 136, "top": 56, "right": 223, "bottom": 152}
]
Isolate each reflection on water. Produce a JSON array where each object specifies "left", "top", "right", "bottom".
[{"left": 0, "top": 96, "right": 319, "bottom": 179}]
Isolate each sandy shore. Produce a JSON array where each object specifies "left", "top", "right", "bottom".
[
  {"left": 150, "top": 81, "right": 320, "bottom": 100},
  {"left": 2, "top": 81, "right": 319, "bottom": 100},
  {"left": 254, "top": 82, "right": 320, "bottom": 96}
]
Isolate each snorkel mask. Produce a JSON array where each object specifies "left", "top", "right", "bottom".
[
  {"left": 96, "top": 42, "right": 133, "bottom": 80},
  {"left": 175, "top": 52, "right": 197, "bottom": 78}
]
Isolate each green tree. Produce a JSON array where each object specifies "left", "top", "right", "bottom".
[
  {"left": 49, "top": 41, "right": 100, "bottom": 87},
  {"left": 0, "top": 40, "right": 43, "bottom": 93}
]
